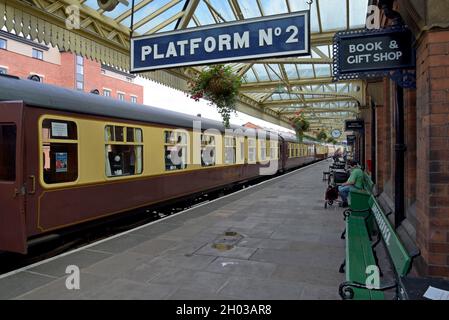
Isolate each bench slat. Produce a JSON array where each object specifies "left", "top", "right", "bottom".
[
  {"left": 369, "top": 196, "right": 412, "bottom": 277},
  {"left": 346, "top": 216, "right": 385, "bottom": 300}
]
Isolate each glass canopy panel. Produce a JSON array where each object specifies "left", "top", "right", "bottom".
[
  {"left": 314, "top": 65, "right": 331, "bottom": 77},
  {"left": 319, "top": 0, "right": 348, "bottom": 31},
  {"left": 209, "top": 0, "right": 237, "bottom": 22},
  {"left": 195, "top": 1, "right": 220, "bottom": 26},
  {"left": 297, "top": 64, "right": 314, "bottom": 79},
  {"left": 239, "top": 0, "right": 263, "bottom": 19},
  {"left": 134, "top": 1, "right": 187, "bottom": 34},
  {"left": 244, "top": 68, "right": 257, "bottom": 82},
  {"left": 259, "top": 0, "right": 288, "bottom": 16},
  {"left": 84, "top": 0, "right": 100, "bottom": 10},
  {"left": 284, "top": 64, "right": 300, "bottom": 79},
  {"left": 350, "top": 0, "right": 369, "bottom": 28},
  {"left": 266, "top": 64, "right": 282, "bottom": 81},
  {"left": 252, "top": 64, "right": 271, "bottom": 81}
]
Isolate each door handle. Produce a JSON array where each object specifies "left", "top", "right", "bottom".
[{"left": 28, "top": 175, "right": 36, "bottom": 195}]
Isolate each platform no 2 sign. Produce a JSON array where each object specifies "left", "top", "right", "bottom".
[{"left": 131, "top": 11, "right": 310, "bottom": 72}]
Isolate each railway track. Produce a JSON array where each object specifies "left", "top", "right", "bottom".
[{"left": 0, "top": 160, "right": 325, "bottom": 276}]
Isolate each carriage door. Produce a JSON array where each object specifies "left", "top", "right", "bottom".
[{"left": 0, "top": 102, "right": 27, "bottom": 253}]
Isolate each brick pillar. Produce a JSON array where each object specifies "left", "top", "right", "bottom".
[{"left": 416, "top": 30, "right": 449, "bottom": 278}]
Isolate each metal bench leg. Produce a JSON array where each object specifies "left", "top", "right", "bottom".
[
  {"left": 341, "top": 228, "right": 346, "bottom": 240},
  {"left": 339, "top": 260, "right": 346, "bottom": 274}
]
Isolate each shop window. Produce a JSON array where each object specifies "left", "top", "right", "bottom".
[
  {"left": 201, "top": 134, "right": 216, "bottom": 167},
  {"left": 224, "top": 136, "right": 236, "bottom": 164},
  {"left": 105, "top": 125, "right": 143, "bottom": 177},
  {"left": 0, "top": 124, "right": 16, "bottom": 181},
  {"left": 42, "top": 119, "right": 78, "bottom": 184},
  {"left": 164, "top": 131, "right": 188, "bottom": 171}
]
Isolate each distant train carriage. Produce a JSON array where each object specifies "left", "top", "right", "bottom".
[{"left": 0, "top": 75, "right": 327, "bottom": 254}]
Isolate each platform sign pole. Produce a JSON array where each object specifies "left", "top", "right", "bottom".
[{"left": 130, "top": 11, "right": 310, "bottom": 73}]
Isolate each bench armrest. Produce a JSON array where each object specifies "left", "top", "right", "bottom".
[
  {"left": 343, "top": 208, "right": 370, "bottom": 220},
  {"left": 339, "top": 281, "right": 398, "bottom": 300}
]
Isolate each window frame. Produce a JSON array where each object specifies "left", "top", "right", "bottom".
[
  {"left": 105, "top": 124, "right": 144, "bottom": 179},
  {"left": 224, "top": 136, "right": 236, "bottom": 165},
  {"left": 39, "top": 116, "right": 80, "bottom": 188},
  {"left": 0, "top": 38, "right": 6, "bottom": 50},
  {"left": 32, "top": 48, "right": 43, "bottom": 60},
  {"left": 164, "top": 130, "right": 189, "bottom": 172},
  {"left": 201, "top": 134, "right": 216, "bottom": 167}
]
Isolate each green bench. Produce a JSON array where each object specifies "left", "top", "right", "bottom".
[{"left": 339, "top": 194, "right": 420, "bottom": 300}]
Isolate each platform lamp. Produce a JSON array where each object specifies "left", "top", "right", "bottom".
[{"left": 97, "top": 0, "right": 129, "bottom": 12}]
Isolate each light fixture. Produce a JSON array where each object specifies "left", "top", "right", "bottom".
[{"left": 97, "top": 0, "right": 129, "bottom": 12}]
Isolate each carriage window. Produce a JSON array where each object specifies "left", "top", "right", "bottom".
[
  {"left": 42, "top": 119, "right": 78, "bottom": 184},
  {"left": 164, "top": 131, "right": 188, "bottom": 171},
  {"left": 224, "top": 137, "right": 236, "bottom": 164},
  {"left": 248, "top": 138, "right": 256, "bottom": 163},
  {"left": 201, "top": 134, "right": 216, "bottom": 167},
  {"left": 0, "top": 125, "right": 16, "bottom": 181},
  {"left": 270, "top": 141, "right": 278, "bottom": 160},
  {"left": 259, "top": 139, "right": 266, "bottom": 161},
  {"left": 105, "top": 125, "right": 143, "bottom": 177}
]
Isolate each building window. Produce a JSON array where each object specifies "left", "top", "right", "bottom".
[
  {"left": 42, "top": 119, "right": 78, "bottom": 184},
  {"left": 201, "top": 134, "right": 216, "bottom": 167},
  {"left": 0, "top": 38, "right": 6, "bottom": 50},
  {"left": 164, "top": 131, "right": 188, "bottom": 171},
  {"left": 32, "top": 48, "right": 43, "bottom": 60},
  {"left": 0, "top": 124, "right": 16, "bottom": 181},
  {"left": 130, "top": 96, "right": 137, "bottom": 104},
  {"left": 0, "top": 67, "right": 7, "bottom": 75},
  {"left": 118, "top": 93, "right": 125, "bottom": 101},
  {"left": 75, "top": 55, "right": 84, "bottom": 91},
  {"left": 105, "top": 125, "right": 143, "bottom": 177},
  {"left": 103, "top": 89, "right": 111, "bottom": 97},
  {"left": 224, "top": 136, "right": 236, "bottom": 164}
]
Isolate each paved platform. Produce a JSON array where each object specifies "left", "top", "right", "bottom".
[{"left": 0, "top": 160, "right": 346, "bottom": 300}]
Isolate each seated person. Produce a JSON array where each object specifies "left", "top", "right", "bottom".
[{"left": 338, "top": 160, "right": 364, "bottom": 208}]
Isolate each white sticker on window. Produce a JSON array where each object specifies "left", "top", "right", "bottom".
[{"left": 51, "top": 122, "right": 68, "bottom": 137}]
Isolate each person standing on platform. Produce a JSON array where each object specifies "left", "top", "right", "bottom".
[{"left": 338, "top": 160, "right": 364, "bottom": 208}]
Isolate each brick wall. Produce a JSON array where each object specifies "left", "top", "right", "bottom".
[
  {"left": 0, "top": 48, "right": 143, "bottom": 105},
  {"left": 415, "top": 30, "right": 449, "bottom": 278}
]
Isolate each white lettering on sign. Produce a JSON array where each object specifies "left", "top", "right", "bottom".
[
  {"left": 346, "top": 39, "right": 405, "bottom": 67},
  {"left": 366, "top": 5, "right": 381, "bottom": 30},
  {"left": 139, "top": 26, "right": 302, "bottom": 62}
]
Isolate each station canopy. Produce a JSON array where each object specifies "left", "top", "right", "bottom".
[{"left": 3, "top": 0, "right": 370, "bottom": 133}]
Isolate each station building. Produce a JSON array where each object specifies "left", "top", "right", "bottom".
[
  {"left": 0, "top": 30, "right": 143, "bottom": 104},
  {"left": 355, "top": 0, "right": 449, "bottom": 278}
]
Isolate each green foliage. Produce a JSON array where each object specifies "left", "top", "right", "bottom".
[
  {"left": 317, "top": 130, "right": 328, "bottom": 142},
  {"left": 327, "top": 137, "right": 338, "bottom": 145},
  {"left": 189, "top": 65, "right": 243, "bottom": 128},
  {"left": 290, "top": 114, "right": 310, "bottom": 141}
]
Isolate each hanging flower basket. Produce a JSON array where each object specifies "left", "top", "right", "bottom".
[
  {"left": 317, "top": 130, "right": 328, "bottom": 142},
  {"left": 290, "top": 112, "right": 310, "bottom": 141},
  {"left": 189, "top": 65, "right": 243, "bottom": 128}
]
